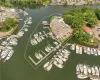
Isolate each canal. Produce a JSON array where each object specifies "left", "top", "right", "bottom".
[{"left": 0, "top": 5, "right": 100, "bottom": 80}]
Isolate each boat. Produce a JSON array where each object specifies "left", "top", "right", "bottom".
[
  {"left": 43, "top": 61, "right": 53, "bottom": 71},
  {"left": 4, "top": 50, "right": 14, "bottom": 61},
  {"left": 87, "top": 65, "right": 91, "bottom": 75},
  {"left": 78, "top": 64, "right": 84, "bottom": 73},
  {"left": 53, "top": 61, "right": 64, "bottom": 68},
  {"left": 77, "top": 74, "right": 88, "bottom": 79},
  {"left": 94, "top": 66, "right": 99, "bottom": 77},
  {"left": 76, "top": 45, "right": 79, "bottom": 54},
  {"left": 1, "top": 41, "right": 8, "bottom": 45},
  {"left": 76, "top": 64, "right": 80, "bottom": 73},
  {"left": 90, "top": 48, "right": 94, "bottom": 55},
  {"left": 97, "top": 50, "right": 100, "bottom": 56},
  {"left": 35, "top": 53, "right": 41, "bottom": 60},
  {"left": 87, "top": 47, "right": 91, "bottom": 55},
  {"left": 83, "top": 64, "right": 88, "bottom": 75},
  {"left": 24, "top": 28, "right": 28, "bottom": 32},
  {"left": 79, "top": 46, "right": 82, "bottom": 54},
  {"left": 84, "top": 47, "right": 87, "bottom": 53},
  {"left": 38, "top": 53, "right": 43, "bottom": 59},
  {"left": 91, "top": 66, "right": 96, "bottom": 76},
  {"left": 70, "top": 44, "right": 75, "bottom": 50},
  {"left": 93, "top": 49, "right": 98, "bottom": 56}
]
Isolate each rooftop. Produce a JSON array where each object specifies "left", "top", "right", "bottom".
[{"left": 50, "top": 16, "right": 73, "bottom": 39}]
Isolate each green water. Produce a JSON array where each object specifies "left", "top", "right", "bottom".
[{"left": 0, "top": 5, "right": 100, "bottom": 80}]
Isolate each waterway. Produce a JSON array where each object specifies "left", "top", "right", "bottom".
[{"left": 0, "top": 5, "right": 100, "bottom": 80}]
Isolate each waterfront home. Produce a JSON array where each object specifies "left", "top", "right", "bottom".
[
  {"left": 50, "top": 16, "right": 73, "bottom": 40},
  {"left": 83, "top": 26, "right": 92, "bottom": 35}
]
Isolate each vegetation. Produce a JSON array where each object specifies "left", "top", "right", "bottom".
[
  {"left": 1, "top": 18, "right": 18, "bottom": 32},
  {"left": 63, "top": 7, "right": 98, "bottom": 28},
  {"left": 94, "top": 8, "right": 100, "bottom": 20},
  {"left": 62, "top": 7, "right": 100, "bottom": 45}
]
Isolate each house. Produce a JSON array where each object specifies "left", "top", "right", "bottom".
[{"left": 83, "top": 26, "right": 92, "bottom": 35}]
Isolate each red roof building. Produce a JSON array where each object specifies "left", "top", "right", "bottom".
[{"left": 83, "top": 26, "right": 92, "bottom": 33}]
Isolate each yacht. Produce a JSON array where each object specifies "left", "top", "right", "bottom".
[
  {"left": 41, "top": 36, "right": 44, "bottom": 40},
  {"left": 93, "top": 49, "right": 98, "bottom": 56},
  {"left": 38, "top": 53, "right": 43, "bottom": 59},
  {"left": 35, "top": 53, "right": 41, "bottom": 60},
  {"left": 94, "top": 66, "right": 99, "bottom": 77},
  {"left": 91, "top": 67, "right": 96, "bottom": 76},
  {"left": 43, "top": 61, "right": 53, "bottom": 71},
  {"left": 77, "top": 74, "right": 88, "bottom": 79},
  {"left": 24, "top": 28, "right": 28, "bottom": 32},
  {"left": 79, "top": 46, "right": 82, "bottom": 54},
  {"left": 84, "top": 47, "right": 87, "bottom": 53},
  {"left": 53, "top": 61, "right": 64, "bottom": 68},
  {"left": 83, "top": 64, "right": 88, "bottom": 75},
  {"left": 87, "top": 47, "right": 91, "bottom": 55},
  {"left": 87, "top": 65, "right": 91, "bottom": 75},
  {"left": 70, "top": 44, "right": 75, "bottom": 50},
  {"left": 78, "top": 64, "right": 84, "bottom": 73},
  {"left": 1, "top": 41, "right": 8, "bottom": 45},
  {"left": 4, "top": 50, "right": 14, "bottom": 61},
  {"left": 76, "top": 45, "right": 79, "bottom": 54},
  {"left": 76, "top": 64, "right": 80, "bottom": 73},
  {"left": 97, "top": 50, "right": 100, "bottom": 55},
  {"left": 91, "top": 48, "right": 94, "bottom": 55}
]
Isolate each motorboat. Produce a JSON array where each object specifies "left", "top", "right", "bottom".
[
  {"left": 70, "top": 44, "right": 75, "bottom": 50},
  {"left": 53, "top": 61, "right": 64, "bottom": 68},
  {"left": 77, "top": 74, "right": 88, "bottom": 79},
  {"left": 79, "top": 46, "right": 82, "bottom": 54},
  {"left": 76, "top": 45, "right": 79, "bottom": 54},
  {"left": 91, "top": 48, "right": 94, "bottom": 55},
  {"left": 43, "top": 61, "right": 53, "bottom": 71},
  {"left": 4, "top": 50, "right": 14, "bottom": 61},
  {"left": 87, "top": 47, "right": 91, "bottom": 55},
  {"left": 97, "top": 50, "right": 100, "bottom": 55},
  {"left": 93, "top": 49, "right": 98, "bottom": 56},
  {"left": 84, "top": 47, "right": 87, "bottom": 53},
  {"left": 35, "top": 53, "right": 41, "bottom": 60}
]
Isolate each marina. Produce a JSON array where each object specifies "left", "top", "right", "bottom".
[
  {"left": 0, "top": 5, "right": 100, "bottom": 80},
  {"left": 76, "top": 63, "right": 100, "bottom": 80}
]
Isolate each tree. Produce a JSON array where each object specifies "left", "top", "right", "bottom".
[
  {"left": 95, "top": 8, "right": 100, "bottom": 20},
  {"left": 2, "top": 18, "right": 17, "bottom": 31}
]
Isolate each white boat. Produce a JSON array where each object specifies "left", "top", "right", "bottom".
[
  {"left": 76, "top": 64, "right": 80, "bottom": 72},
  {"left": 1, "top": 41, "right": 7, "bottom": 45},
  {"left": 24, "top": 28, "right": 28, "bottom": 32},
  {"left": 84, "top": 47, "right": 87, "bottom": 53},
  {"left": 97, "top": 50, "right": 100, "bottom": 56},
  {"left": 94, "top": 66, "right": 99, "bottom": 77},
  {"left": 35, "top": 53, "right": 41, "bottom": 60},
  {"left": 83, "top": 65, "right": 88, "bottom": 75},
  {"left": 76, "top": 45, "right": 79, "bottom": 54},
  {"left": 78, "top": 64, "right": 84, "bottom": 73},
  {"left": 93, "top": 49, "right": 98, "bottom": 56},
  {"left": 43, "top": 61, "right": 53, "bottom": 71},
  {"left": 38, "top": 53, "right": 43, "bottom": 59},
  {"left": 77, "top": 74, "right": 88, "bottom": 79},
  {"left": 53, "top": 61, "right": 64, "bottom": 68},
  {"left": 4, "top": 50, "right": 14, "bottom": 61},
  {"left": 87, "top": 65, "right": 91, "bottom": 74},
  {"left": 91, "top": 67, "right": 96, "bottom": 76},
  {"left": 41, "top": 36, "right": 44, "bottom": 40},
  {"left": 87, "top": 47, "right": 91, "bottom": 55},
  {"left": 91, "top": 48, "right": 94, "bottom": 55},
  {"left": 79, "top": 46, "right": 82, "bottom": 54},
  {"left": 70, "top": 44, "right": 75, "bottom": 50}
]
